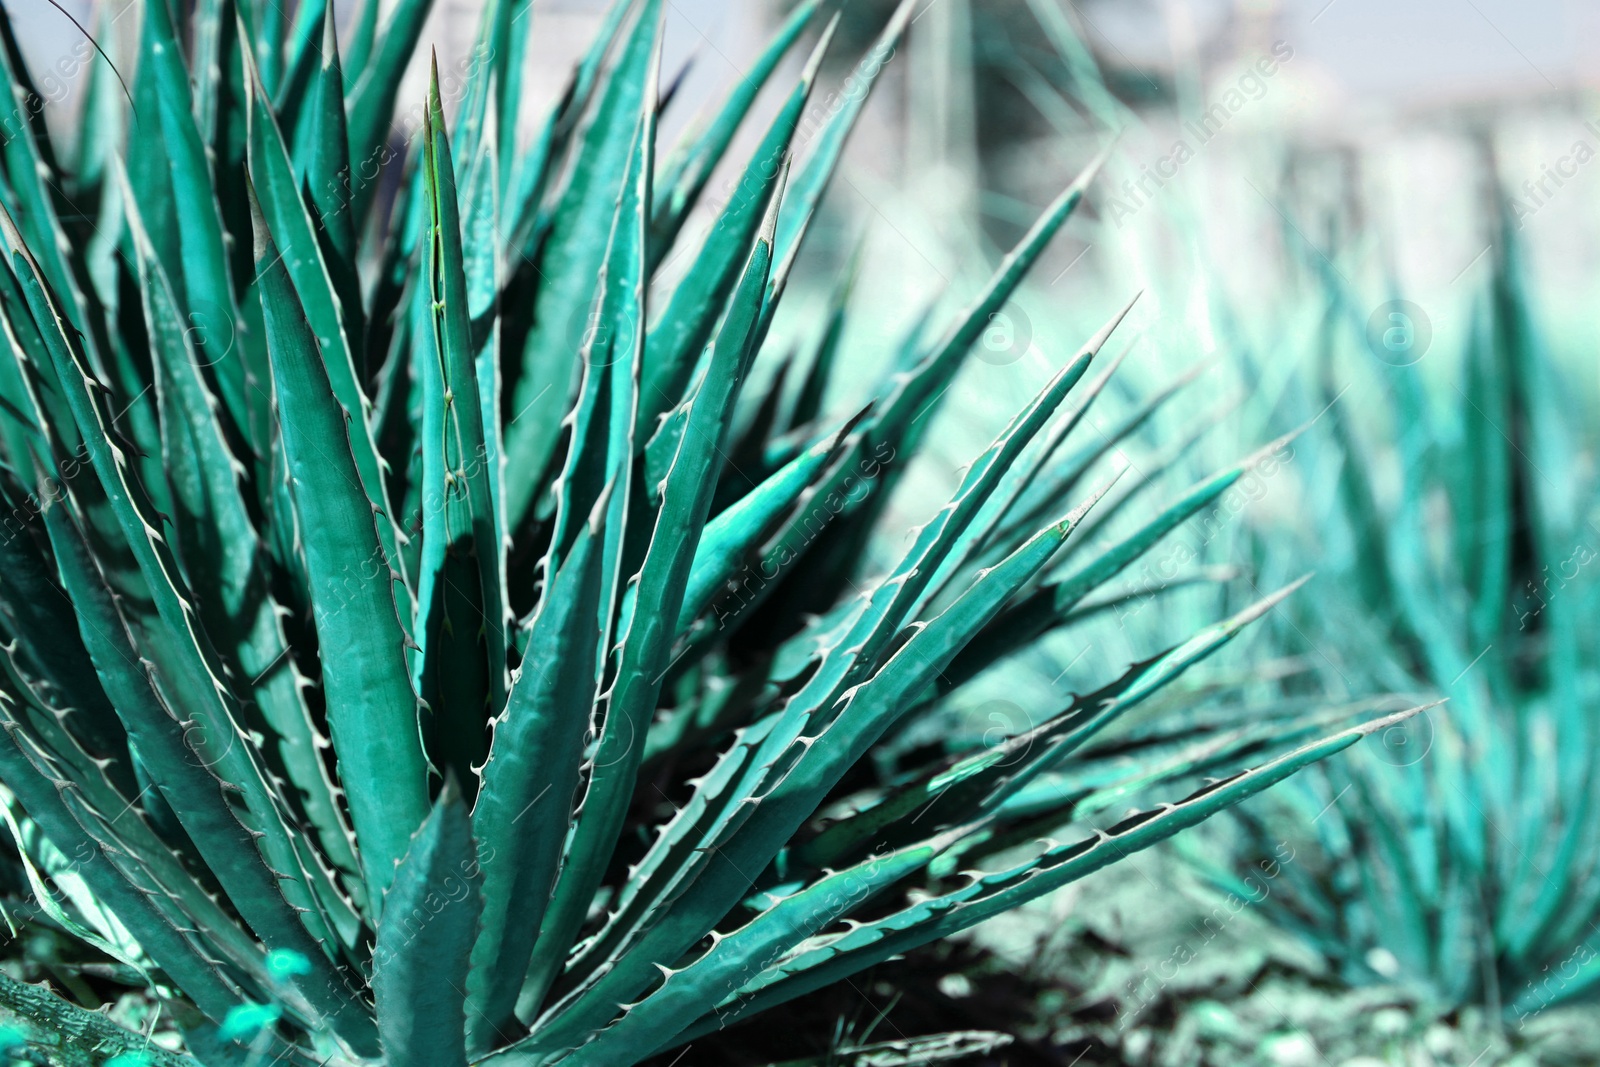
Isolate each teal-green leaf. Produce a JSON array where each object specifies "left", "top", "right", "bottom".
[
  {"left": 122, "top": 168, "right": 363, "bottom": 895},
  {"left": 532, "top": 488, "right": 1103, "bottom": 1055},
  {"left": 659, "top": 708, "right": 1428, "bottom": 1053},
  {"left": 524, "top": 171, "right": 778, "bottom": 1013},
  {"left": 501, "top": 0, "right": 662, "bottom": 531},
  {"left": 414, "top": 60, "right": 510, "bottom": 786},
  {"left": 142, "top": 0, "right": 258, "bottom": 453},
  {"left": 0, "top": 703, "right": 244, "bottom": 1021},
  {"left": 467, "top": 501, "right": 608, "bottom": 1051},
  {"left": 344, "top": 0, "right": 436, "bottom": 224},
  {"left": 636, "top": 18, "right": 833, "bottom": 444},
  {"left": 293, "top": 4, "right": 364, "bottom": 377},
  {"left": 36, "top": 497, "right": 373, "bottom": 1051},
  {"left": 679, "top": 415, "right": 856, "bottom": 633},
  {"left": 648, "top": 0, "right": 822, "bottom": 263},
  {"left": 374, "top": 782, "right": 483, "bottom": 1067},
  {"left": 3, "top": 203, "right": 375, "bottom": 1051},
  {"left": 242, "top": 25, "right": 410, "bottom": 602},
  {"left": 251, "top": 186, "right": 430, "bottom": 905}
]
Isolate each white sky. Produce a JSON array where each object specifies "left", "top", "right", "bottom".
[{"left": 12, "top": 0, "right": 1595, "bottom": 121}]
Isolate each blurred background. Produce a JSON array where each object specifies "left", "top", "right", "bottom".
[{"left": 16, "top": 1, "right": 1600, "bottom": 1064}]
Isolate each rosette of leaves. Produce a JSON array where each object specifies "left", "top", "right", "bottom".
[
  {"left": 1220, "top": 166, "right": 1600, "bottom": 1021},
  {"left": 0, "top": 0, "right": 1408, "bottom": 1063}
]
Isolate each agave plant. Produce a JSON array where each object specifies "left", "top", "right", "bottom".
[
  {"left": 1210, "top": 157, "right": 1600, "bottom": 1024},
  {"left": 0, "top": 0, "right": 1410, "bottom": 1063}
]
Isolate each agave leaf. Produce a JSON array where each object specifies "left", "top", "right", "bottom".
[
  {"left": 574, "top": 308, "right": 1135, "bottom": 985},
  {"left": 467, "top": 502, "right": 608, "bottom": 1050},
  {"left": 964, "top": 341, "right": 1133, "bottom": 563},
  {"left": 0, "top": 1, "right": 1394, "bottom": 1057},
  {"left": 0, "top": 12, "right": 60, "bottom": 186},
  {"left": 251, "top": 188, "right": 430, "bottom": 905},
  {"left": 121, "top": 167, "right": 362, "bottom": 893},
  {"left": 539, "top": 68, "right": 652, "bottom": 695},
  {"left": 493, "top": 1, "right": 538, "bottom": 196},
  {"left": 771, "top": 1032, "right": 1013, "bottom": 1067},
  {"left": 0, "top": 312, "right": 120, "bottom": 766},
  {"left": 98, "top": 259, "right": 168, "bottom": 519},
  {"left": 450, "top": 0, "right": 522, "bottom": 170},
  {"left": 833, "top": 306, "right": 1126, "bottom": 686},
  {"left": 342, "top": 0, "right": 380, "bottom": 86},
  {"left": 784, "top": 240, "right": 865, "bottom": 436},
  {"left": 373, "top": 783, "right": 483, "bottom": 1067},
  {"left": 464, "top": 96, "right": 513, "bottom": 656},
  {"left": 558, "top": 832, "right": 962, "bottom": 1065},
  {"left": 524, "top": 175, "right": 779, "bottom": 1012},
  {"left": 906, "top": 297, "right": 1138, "bottom": 622},
  {"left": 1058, "top": 397, "right": 1235, "bottom": 562},
  {"left": 0, "top": 290, "right": 44, "bottom": 471},
  {"left": 770, "top": 0, "right": 917, "bottom": 274},
  {"left": 0, "top": 522, "right": 129, "bottom": 780},
  {"left": 414, "top": 61, "right": 509, "bottom": 781},
  {"left": 4, "top": 201, "right": 378, "bottom": 1050},
  {"left": 0, "top": 787, "right": 148, "bottom": 978},
  {"left": 274, "top": 0, "right": 327, "bottom": 143},
  {"left": 946, "top": 431, "right": 1303, "bottom": 688},
  {"left": 0, "top": 9, "right": 107, "bottom": 380},
  {"left": 344, "top": 0, "right": 436, "bottom": 223},
  {"left": 679, "top": 412, "right": 859, "bottom": 633},
  {"left": 253, "top": 0, "right": 289, "bottom": 91},
  {"left": 241, "top": 24, "right": 409, "bottom": 599},
  {"left": 534, "top": 490, "right": 1106, "bottom": 1053},
  {"left": 0, "top": 257, "right": 80, "bottom": 458},
  {"left": 191, "top": 0, "right": 230, "bottom": 138},
  {"left": 35, "top": 498, "right": 372, "bottom": 1047},
  {"left": 719, "top": 153, "right": 1107, "bottom": 647},
  {"left": 197, "top": 0, "right": 262, "bottom": 379},
  {"left": 503, "top": 0, "right": 636, "bottom": 259},
  {"left": 661, "top": 709, "right": 1427, "bottom": 1054},
  {"left": 637, "top": 17, "right": 833, "bottom": 447},
  {"left": 801, "top": 582, "right": 1311, "bottom": 873},
  {"left": 566, "top": 705, "right": 787, "bottom": 995},
  {"left": 70, "top": 4, "right": 127, "bottom": 213},
  {"left": 648, "top": 0, "right": 823, "bottom": 264},
  {"left": 990, "top": 354, "right": 1207, "bottom": 557},
  {"left": 0, "top": 607, "right": 170, "bottom": 874},
  {"left": 141, "top": 0, "right": 259, "bottom": 453},
  {"left": 0, "top": 530, "right": 291, "bottom": 1003},
  {"left": 293, "top": 5, "right": 364, "bottom": 378},
  {"left": 501, "top": 0, "right": 662, "bottom": 531},
  {"left": 0, "top": 711, "right": 246, "bottom": 1021},
  {"left": 987, "top": 703, "right": 1359, "bottom": 833},
  {"left": 760, "top": 303, "right": 1118, "bottom": 695}
]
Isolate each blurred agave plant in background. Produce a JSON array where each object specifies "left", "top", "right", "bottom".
[
  {"left": 0, "top": 0, "right": 1414, "bottom": 1062},
  {"left": 1211, "top": 158, "right": 1600, "bottom": 1030}
]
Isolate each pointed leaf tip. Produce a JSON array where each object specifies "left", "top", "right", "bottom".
[
  {"left": 801, "top": 12, "right": 843, "bottom": 86},
  {"left": 1226, "top": 574, "right": 1312, "bottom": 630},
  {"left": 1355, "top": 700, "right": 1444, "bottom": 738}
]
